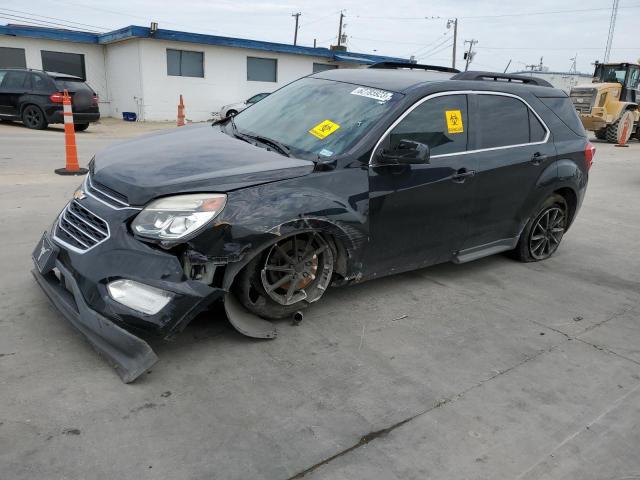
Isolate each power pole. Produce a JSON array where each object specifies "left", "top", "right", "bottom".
[
  {"left": 503, "top": 59, "right": 512, "bottom": 73},
  {"left": 604, "top": 0, "right": 619, "bottom": 62},
  {"left": 447, "top": 18, "right": 458, "bottom": 70},
  {"left": 292, "top": 12, "right": 301, "bottom": 46},
  {"left": 337, "top": 11, "right": 345, "bottom": 47},
  {"left": 463, "top": 39, "right": 477, "bottom": 71}
]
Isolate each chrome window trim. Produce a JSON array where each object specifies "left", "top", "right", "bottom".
[
  {"left": 85, "top": 176, "right": 142, "bottom": 211},
  {"left": 368, "top": 90, "right": 551, "bottom": 165},
  {"left": 52, "top": 201, "right": 111, "bottom": 255}
]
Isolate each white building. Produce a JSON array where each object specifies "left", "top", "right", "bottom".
[{"left": 0, "top": 24, "right": 410, "bottom": 121}]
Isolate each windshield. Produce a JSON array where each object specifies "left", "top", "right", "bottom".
[
  {"left": 595, "top": 65, "right": 627, "bottom": 84},
  {"left": 230, "top": 77, "right": 402, "bottom": 159}
]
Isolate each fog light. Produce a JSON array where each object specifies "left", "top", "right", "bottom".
[{"left": 107, "top": 279, "right": 173, "bottom": 315}]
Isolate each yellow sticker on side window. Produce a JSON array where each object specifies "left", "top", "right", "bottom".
[
  {"left": 309, "top": 119, "right": 341, "bottom": 139},
  {"left": 445, "top": 110, "right": 464, "bottom": 134}
]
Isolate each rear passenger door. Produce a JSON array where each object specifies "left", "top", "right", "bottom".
[
  {"left": 462, "top": 92, "right": 555, "bottom": 249},
  {"left": 0, "top": 70, "right": 29, "bottom": 117}
]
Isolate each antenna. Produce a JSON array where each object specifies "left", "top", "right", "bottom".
[{"left": 604, "top": 0, "right": 619, "bottom": 62}]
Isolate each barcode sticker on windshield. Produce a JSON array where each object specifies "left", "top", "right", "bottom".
[{"left": 351, "top": 87, "right": 393, "bottom": 103}]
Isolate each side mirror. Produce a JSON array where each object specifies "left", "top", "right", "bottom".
[{"left": 377, "top": 139, "right": 430, "bottom": 165}]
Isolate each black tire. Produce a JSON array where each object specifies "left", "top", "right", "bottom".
[
  {"left": 594, "top": 128, "right": 607, "bottom": 140},
  {"left": 513, "top": 194, "right": 568, "bottom": 263},
  {"left": 226, "top": 110, "right": 238, "bottom": 118},
  {"left": 74, "top": 123, "right": 89, "bottom": 132},
  {"left": 235, "top": 232, "right": 335, "bottom": 320},
  {"left": 22, "top": 105, "right": 48, "bottom": 130}
]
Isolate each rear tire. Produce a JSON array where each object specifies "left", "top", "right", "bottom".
[
  {"left": 235, "top": 232, "right": 334, "bottom": 320},
  {"left": 594, "top": 128, "right": 607, "bottom": 140},
  {"left": 22, "top": 105, "right": 48, "bottom": 130},
  {"left": 74, "top": 123, "right": 89, "bottom": 132},
  {"left": 513, "top": 194, "right": 568, "bottom": 263},
  {"left": 606, "top": 110, "right": 634, "bottom": 144}
]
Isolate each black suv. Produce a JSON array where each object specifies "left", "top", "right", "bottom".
[
  {"left": 0, "top": 69, "right": 100, "bottom": 130},
  {"left": 31, "top": 65, "right": 594, "bottom": 382}
]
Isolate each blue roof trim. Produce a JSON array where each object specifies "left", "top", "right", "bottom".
[
  {"left": 0, "top": 24, "right": 98, "bottom": 44},
  {"left": 0, "top": 23, "right": 410, "bottom": 64}
]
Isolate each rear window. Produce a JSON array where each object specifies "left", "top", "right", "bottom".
[
  {"left": 538, "top": 97, "right": 586, "bottom": 137},
  {"left": 54, "top": 79, "right": 93, "bottom": 93}
]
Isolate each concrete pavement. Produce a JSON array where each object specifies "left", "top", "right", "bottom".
[{"left": 0, "top": 120, "right": 639, "bottom": 479}]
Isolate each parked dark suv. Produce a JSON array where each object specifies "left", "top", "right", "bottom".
[
  {"left": 31, "top": 65, "right": 594, "bottom": 382},
  {"left": 0, "top": 68, "right": 100, "bottom": 130}
]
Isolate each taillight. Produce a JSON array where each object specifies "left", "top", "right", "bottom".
[
  {"left": 92, "top": 95, "right": 99, "bottom": 106},
  {"left": 585, "top": 141, "right": 596, "bottom": 171},
  {"left": 49, "top": 92, "right": 64, "bottom": 103}
]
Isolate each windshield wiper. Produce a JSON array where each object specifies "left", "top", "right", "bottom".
[{"left": 228, "top": 117, "right": 290, "bottom": 157}]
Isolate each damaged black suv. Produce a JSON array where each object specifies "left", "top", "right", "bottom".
[{"left": 32, "top": 65, "right": 594, "bottom": 382}]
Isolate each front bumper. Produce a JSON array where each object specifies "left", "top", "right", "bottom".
[
  {"left": 32, "top": 261, "right": 158, "bottom": 383},
  {"left": 32, "top": 194, "right": 226, "bottom": 381}
]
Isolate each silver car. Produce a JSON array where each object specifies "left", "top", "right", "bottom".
[{"left": 219, "top": 92, "right": 270, "bottom": 118}]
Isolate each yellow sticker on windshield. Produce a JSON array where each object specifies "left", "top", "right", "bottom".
[
  {"left": 309, "top": 119, "right": 341, "bottom": 139},
  {"left": 445, "top": 110, "right": 464, "bottom": 134}
]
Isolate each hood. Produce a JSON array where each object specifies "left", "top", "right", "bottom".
[{"left": 92, "top": 125, "right": 314, "bottom": 206}]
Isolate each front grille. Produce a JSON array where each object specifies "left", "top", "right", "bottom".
[
  {"left": 54, "top": 200, "right": 109, "bottom": 252},
  {"left": 570, "top": 88, "right": 597, "bottom": 114},
  {"left": 86, "top": 175, "right": 130, "bottom": 208}
]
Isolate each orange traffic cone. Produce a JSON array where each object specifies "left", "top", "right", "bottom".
[
  {"left": 55, "top": 89, "right": 88, "bottom": 175},
  {"left": 177, "top": 94, "right": 185, "bottom": 127}
]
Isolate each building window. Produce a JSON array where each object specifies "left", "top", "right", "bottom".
[
  {"left": 167, "top": 49, "right": 204, "bottom": 78},
  {"left": 41, "top": 51, "right": 86, "bottom": 80},
  {"left": 0, "top": 47, "right": 26, "bottom": 69},
  {"left": 313, "top": 63, "right": 338, "bottom": 73},
  {"left": 247, "top": 57, "right": 277, "bottom": 82}
]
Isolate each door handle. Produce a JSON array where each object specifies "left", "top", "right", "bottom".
[
  {"left": 452, "top": 168, "right": 476, "bottom": 183},
  {"left": 531, "top": 152, "right": 547, "bottom": 166}
]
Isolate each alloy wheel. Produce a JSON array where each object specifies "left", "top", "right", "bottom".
[
  {"left": 260, "top": 233, "right": 333, "bottom": 306},
  {"left": 529, "top": 206, "right": 565, "bottom": 260},
  {"left": 23, "top": 106, "right": 43, "bottom": 128}
]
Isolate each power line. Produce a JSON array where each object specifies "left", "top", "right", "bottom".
[
  {"left": 0, "top": 11, "right": 103, "bottom": 32},
  {"left": 411, "top": 33, "right": 451, "bottom": 57},
  {"left": 0, "top": 7, "right": 109, "bottom": 31}
]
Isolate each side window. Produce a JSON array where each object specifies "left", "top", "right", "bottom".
[
  {"left": 529, "top": 109, "right": 546, "bottom": 142},
  {"left": 476, "top": 95, "right": 530, "bottom": 149},
  {"left": 0, "top": 71, "right": 28, "bottom": 90},
  {"left": 627, "top": 67, "right": 640, "bottom": 89},
  {"left": 31, "top": 74, "right": 49, "bottom": 91},
  {"left": 388, "top": 95, "right": 468, "bottom": 156}
]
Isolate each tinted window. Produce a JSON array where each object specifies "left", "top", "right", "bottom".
[
  {"left": 41, "top": 51, "right": 86, "bottom": 80},
  {"left": 247, "top": 93, "right": 269, "bottom": 103},
  {"left": 539, "top": 96, "right": 586, "bottom": 136},
  {"left": 54, "top": 78, "right": 93, "bottom": 93},
  {"left": 247, "top": 57, "right": 277, "bottom": 82},
  {"left": 388, "top": 95, "right": 468, "bottom": 156},
  {"left": 31, "top": 74, "right": 51, "bottom": 91},
  {"left": 0, "top": 47, "right": 26, "bottom": 68},
  {"left": 477, "top": 95, "right": 529, "bottom": 149},
  {"left": 313, "top": 63, "right": 338, "bottom": 73},
  {"left": 529, "top": 109, "right": 546, "bottom": 142},
  {"left": 0, "top": 71, "right": 28, "bottom": 89},
  {"left": 166, "top": 49, "right": 204, "bottom": 78}
]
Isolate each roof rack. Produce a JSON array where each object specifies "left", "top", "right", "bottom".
[
  {"left": 369, "top": 62, "right": 460, "bottom": 74},
  {"left": 451, "top": 71, "right": 553, "bottom": 87}
]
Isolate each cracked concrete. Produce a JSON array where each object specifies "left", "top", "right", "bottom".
[{"left": 1, "top": 124, "right": 639, "bottom": 480}]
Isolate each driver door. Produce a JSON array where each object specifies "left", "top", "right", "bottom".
[{"left": 365, "top": 93, "right": 477, "bottom": 276}]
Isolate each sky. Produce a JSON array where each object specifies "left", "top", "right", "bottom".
[{"left": 2, "top": 0, "right": 639, "bottom": 74}]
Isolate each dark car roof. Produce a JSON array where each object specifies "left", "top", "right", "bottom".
[
  {"left": 0, "top": 68, "right": 83, "bottom": 81},
  {"left": 312, "top": 68, "right": 454, "bottom": 93},
  {"left": 313, "top": 68, "right": 569, "bottom": 99}
]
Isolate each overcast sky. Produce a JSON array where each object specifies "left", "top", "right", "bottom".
[{"left": 3, "top": 0, "right": 640, "bottom": 73}]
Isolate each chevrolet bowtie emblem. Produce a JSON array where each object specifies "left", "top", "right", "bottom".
[{"left": 73, "top": 190, "right": 86, "bottom": 200}]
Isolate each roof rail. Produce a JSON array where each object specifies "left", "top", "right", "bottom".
[
  {"left": 369, "top": 62, "right": 460, "bottom": 74},
  {"left": 451, "top": 71, "right": 553, "bottom": 87}
]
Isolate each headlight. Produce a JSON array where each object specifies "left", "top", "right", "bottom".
[{"left": 132, "top": 193, "right": 226, "bottom": 241}]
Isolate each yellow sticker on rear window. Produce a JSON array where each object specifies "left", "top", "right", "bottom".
[
  {"left": 309, "top": 119, "right": 341, "bottom": 139},
  {"left": 445, "top": 110, "right": 464, "bottom": 134}
]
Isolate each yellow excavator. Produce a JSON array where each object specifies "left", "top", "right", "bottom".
[{"left": 570, "top": 61, "right": 640, "bottom": 143}]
